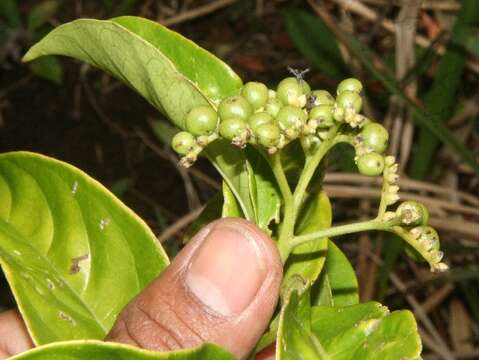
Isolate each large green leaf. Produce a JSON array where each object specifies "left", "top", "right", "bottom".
[
  {"left": 311, "top": 303, "right": 422, "bottom": 359},
  {"left": 23, "top": 17, "right": 257, "bottom": 226},
  {"left": 276, "top": 282, "right": 421, "bottom": 359},
  {"left": 284, "top": 192, "right": 331, "bottom": 284},
  {"left": 0, "top": 152, "right": 169, "bottom": 344},
  {"left": 221, "top": 182, "right": 242, "bottom": 218},
  {"left": 11, "top": 340, "right": 234, "bottom": 360},
  {"left": 112, "top": 16, "right": 242, "bottom": 103},
  {"left": 22, "top": 17, "right": 241, "bottom": 129},
  {"left": 245, "top": 148, "right": 281, "bottom": 233},
  {"left": 204, "top": 141, "right": 255, "bottom": 221},
  {"left": 314, "top": 241, "right": 359, "bottom": 307},
  {"left": 276, "top": 280, "right": 328, "bottom": 360}
]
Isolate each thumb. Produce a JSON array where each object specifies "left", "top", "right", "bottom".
[{"left": 106, "top": 218, "right": 282, "bottom": 359}]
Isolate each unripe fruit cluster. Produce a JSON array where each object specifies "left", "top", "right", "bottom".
[{"left": 171, "top": 76, "right": 389, "bottom": 175}]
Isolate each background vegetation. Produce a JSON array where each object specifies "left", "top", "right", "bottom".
[{"left": 1, "top": 0, "right": 478, "bottom": 359}]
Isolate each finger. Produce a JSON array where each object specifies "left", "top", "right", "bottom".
[
  {"left": 107, "top": 217, "right": 282, "bottom": 360},
  {"left": 255, "top": 343, "right": 276, "bottom": 360},
  {"left": 0, "top": 310, "right": 34, "bottom": 359}
]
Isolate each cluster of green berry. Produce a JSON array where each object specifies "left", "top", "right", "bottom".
[{"left": 171, "top": 76, "right": 389, "bottom": 175}]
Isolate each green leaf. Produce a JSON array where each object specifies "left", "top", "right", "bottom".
[
  {"left": 23, "top": 18, "right": 211, "bottom": 129},
  {"left": 30, "top": 56, "right": 63, "bottom": 85},
  {"left": 0, "top": 152, "right": 169, "bottom": 344},
  {"left": 245, "top": 148, "right": 281, "bottom": 232},
  {"left": 284, "top": 192, "right": 331, "bottom": 284},
  {"left": 282, "top": 8, "right": 349, "bottom": 80},
  {"left": 410, "top": 0, "right": 479, "bottom": 179},
  {"left": 221, "top": 181, "right": 242, "bottom": 217},
  {"left": 204, "top": 141, "right": 255, "bottom": 221},
  {"left": 315, "top": 241, "right": 359, "bottom": 307},
  {"left": 0, "top": 0, "right": 20, "bottom": 28},
  {"left": 27, "top": 0, "right": 59, "bottom": 31},
  {"left": 149, "top": 120, "right": 178, "bottom": 146},
  {"left": 277, "top": 280, "right": 329, "bottom": 359},
  {"left": 11, "top": 340, "right": 234, "bottom": 360},
  {"left": 113, "top": 16, "right": 242, "bottom": 103},
  {"left": 23, "top": 17, "right": 255, "bottom": 226},
  {"left": 311, "top": 303, "right": 422, "bottom": 359}
]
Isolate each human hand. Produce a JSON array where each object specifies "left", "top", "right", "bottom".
[{"left": 0, "top": 218, "right": 282, "bottom": 360}]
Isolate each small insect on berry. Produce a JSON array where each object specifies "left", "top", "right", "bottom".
[
  {"left": 241, "top": 82, "right": 269, "bottom": 109},
  {"left": 219, "top": 118, "right": 248, "bottom": 141},
  {"left": 218, "top": 96, "right": 253, "bottom": 121},
  {"left": 336, "top": 90, "right": 363, "bottom": 113},
  {"left": 356, "top": 152, "right": 385, "bottom": 176},
  {"left": 360, "top": 123, "right": 389, "bottom": 153},
  {"left": 337, "top": 78, "right": 363, "bottom": 95},
  {"left": 396, "top": 201, "right": 429, "bottom": 226},
  {"left": 287, "top": 67, "right": 311, "bottom": 93},
  {"left": 171, "top": 131, "right": 196, "bottom": 155},
  {"left": 185, "top": 105, "right": 218, "bottom": 136},
  {"left": 255, "top": 123, "right": 281, "bottom": 148}
]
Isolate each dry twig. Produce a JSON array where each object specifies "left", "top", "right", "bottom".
[{"left": 159, "top": 0, "right": 237, "bottom": 27}]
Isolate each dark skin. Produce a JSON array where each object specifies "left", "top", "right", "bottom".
[{"left": 0, "top": 218, "right": 279, "bottom": 360}]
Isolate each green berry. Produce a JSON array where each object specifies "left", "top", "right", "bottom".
[
  {"left": 412, "top": 226, "right": 439, "bottom": 248},
  {"left": 396, "top": 201, "right": 429, "bottom": 226},
  {"left": 255, "top": 123, "right": 281, "bottom": 147},
  {"left": 309, "top": 105, "right": 334, "bottom": 127},
  {"left": 185, "top": 105, "right": 218, "bottom": 136},
  {"left": 361, "top": 123, "right": 389, "bottom": 153},
  {"left": 302, "top": 134, "right": 321, "bottom": 151},
  {"left": 265, "top": 98, "right": 283, "bottom": 117},
  {"left": 337, "top": 78, "right": 363, "bottom": 94},
  {"left": 241, "top": 82, "right": 269, "bottom": 109},
  {"left": 301, "top": 80, "right": 311, "bottom": 94},
  {"left": 219, "top": 118, "right": 247, "bottom": 140},
  {"left": 276, "top": 105, "right": 308, "bottom": 131},
  {"left": 248, "top": 112, "right": 273, "bottom": 131},
  {"left": 405, "top": 226, "right": 440, "bottom": 262},
  {"left": 356, "top": 152, "right": 384, "bottom": 176},
  {"left": 171, "top": 131, "right": 196, "bottom": 155},
  {"left": 311, "top": 90, "right": 335, "bottom": 106},
  {"left": 218, "top": 96, "right": 253, "bottom": 121},
  {"left": 277, "top": 77, "right": 304, "bottom": 106},
  {"left": 336, "top": 90, "right": 363, "bottom": 113}
]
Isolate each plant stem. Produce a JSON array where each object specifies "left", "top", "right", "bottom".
[
  {"left": 276, "top": 127, "right": 341, "bottom": 262},
  {"left": 293, "top": 127, "right": 339, "bottom": 213},
  {"left": 289, "top": 218, "right": 394, "bottom": 250},
  {"left": 377, "top": 174, "right": 389, "bottom": 219},
  {"left": 268, "top": 153, "right": 295, "bottom": 262},
  {"left": 269, "top": 152, "right": 293, "bottom": 203}
]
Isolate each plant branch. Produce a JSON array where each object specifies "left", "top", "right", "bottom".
[
  {"left": 293, "top": 126, "right": 340, "bottom": 211},
  {"left": 289, "top": 218, "right": 397, "bottom": 250},
  {"left": 269, "top": 152, "right": 293, "bottom": 203},
  {"left": 268, "top": 152, "right": 295, "bottom": 262}
]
